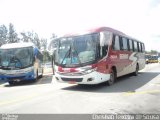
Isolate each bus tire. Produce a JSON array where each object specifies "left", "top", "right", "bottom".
[
  {"left": 34, "top": 70, "right": 39, "bottom": 82},
  {"left": 9, "top": 81, "right": 16, "bottom": 85},
  {"left": 39, "top": 69, "right": 43, "bottom": 78},
  {"left": 133, "top": 64, "right": 139, "bottom": 76},
  {"left": 107, "top": 69, "right": 115, "bottom": 86}
]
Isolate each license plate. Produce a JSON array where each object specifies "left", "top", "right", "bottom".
[
  {"left": 13, "top": 79, "right": 21, "bottom": 82},
  {"left": 68, "top": 81, "right": 76, "bottom": 84}
]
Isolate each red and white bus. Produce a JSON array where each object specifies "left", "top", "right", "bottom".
[{"left": 53, "top": 27, "right": 145, "bottom": 85}]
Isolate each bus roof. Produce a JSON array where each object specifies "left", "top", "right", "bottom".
[
  {"left": 0, "top": 42, "right": 35, "bottom": 49},
  {"left": 62, "top": 26, "right": 141, "bottom": 42},
  {"left": 62, "top": 27, "right": 124, "bottom": 36},
  {"left": 88, "top": 27, "right": 126, "bottom": 36}
]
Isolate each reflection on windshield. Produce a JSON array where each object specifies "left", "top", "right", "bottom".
[
  {"left": 55, "top": 33, "right": 98, "bottom": 67},
  {"left": 0, "top": 47, "right": 33, "bottom": 69}
]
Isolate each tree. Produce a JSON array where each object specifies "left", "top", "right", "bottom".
[
  {"left": 1, "top": 23, "right": 48, "bottom": 50},
  {"left": 8, "top": 23, "right": 19, "bottom": 43},
  {"left": 48, "top": 33, "right": 58, "bottom": 51},
  {"left": 42, "top": 50, "right": 51, "bottom": 62},
  {"left": 20, "top": 32, "right": 30, "bottom": 42},
  {"left": 40, "top": 38, "right": 47, "bottom": 50},
  {"left": 145, "top": 50, "right": 158, "bottom": 55},
  {"left": 0, "top": 24, "right": 8, "bottom": 46},
  {"left": 51, "top": 33, "right": 57, "bottom": 39},
  {"left": 32, "top": 33, "right": 41, "bottom": 49},
  {"left": 150, "top": 50, "right": 158, "bottom": 54},
  {"left": 20, "top": 31, "right": 42, "bottom": 49},
  {"left": 40, "top": 38, "right": 49, "bottom": 63}
]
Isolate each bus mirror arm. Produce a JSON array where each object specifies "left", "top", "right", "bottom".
[{"left": 51, "top": 55, "right": 55, "bottom": 74}]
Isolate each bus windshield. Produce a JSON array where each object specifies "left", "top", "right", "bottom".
[
  {"left": 152, "top": 55, "right": 158, "bottom": 60},
  {"left": 0, "top": 47, "right": 33, "bottom": 70},
  {"left": 55, "top": 33, "right": 99, "bottom": 67}
]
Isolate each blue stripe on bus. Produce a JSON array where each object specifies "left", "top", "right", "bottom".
[
  {"left": 33, "top": 47, "right": 38, "bottom": 56},
  {"left": 0, "top": 71, "right": 35, "bottom": 81}
]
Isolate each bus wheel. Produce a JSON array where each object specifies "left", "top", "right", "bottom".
[
  {"left": 9, "top": 81, "right": 16, "bottom": 85},
  {"left": 107, "top": 69, "right": 115, "bottom": 86},
  {"left": 39, "top": 69, "right": 43, "bottom": 78},
  {"left": 133, "top": 64, "right": 139, "bottom": 76},
  {"left": 34, "top": 70, "right": 39, "bottom": 82}
]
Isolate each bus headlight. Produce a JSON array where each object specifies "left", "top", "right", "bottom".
[
  {"left": 78, "top": 64, "right": 97, "bottom": 74},
  {"left": 85, "top": 68, "right": 96, "bottom": 74}
]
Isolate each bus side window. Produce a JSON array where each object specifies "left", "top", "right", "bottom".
[
  {"left": 119, "top": 36, "right": 123, "bottom": 50},
  {"left": 133, "top": 41, "right": 138, "bottom": 52},
  {"left": 137, "top": 42, "right": 139, "bottom": 52},
  {"left": 140, "top": 43, "right": 142, "bottom": 52},
  {"left": 138, "top": 42, "right": 142, "bottom": 52},
  {"left": 142, "top": 43, "right": 145, "bottom": 52},
  {"left": 132, "top": 40, "right": 135, "bottom": 51},
  {"left": 112, "top": 35, "right": 120, "bottom": 50},
  {"left": 122, "top": 37, "right": 128, "bottom": 51},
  {"left": 100, "top": 31, "right": 111, "bottom": 58},
  {"left": 129, "top": 39, "right": 133, "bottom": 51}
]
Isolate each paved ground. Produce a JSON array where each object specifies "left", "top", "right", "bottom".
[{"left": 0, "top": 63, "right": 160, "bottom": 114}]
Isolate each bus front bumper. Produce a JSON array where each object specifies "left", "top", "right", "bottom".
[
  {"left": 54, "top": 71, "right": 110, "bottom": 85},
  {"left": 0, "top": 71, "right": 35, "bottom": 82}
]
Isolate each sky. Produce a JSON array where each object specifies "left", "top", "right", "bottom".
[{"left": 0, "top": 0, "right": 160, "bottom": 51}]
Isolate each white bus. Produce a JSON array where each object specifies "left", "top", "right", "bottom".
[
  {"left": 0, "top": 42, "right": 43, "bottom": 85},
  {"left": 53, "top": 27, "right": 145, "bottom": 85}
]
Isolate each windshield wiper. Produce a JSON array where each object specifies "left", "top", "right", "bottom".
[
  {"left": 72, "top": 46, "right": 82, "bottom": 67},
  {"left": 7, "top": 56, "right": 22, "bottom": 69},
  {"left": 60, "top": 45, "right": 72, "bottom": 65}
]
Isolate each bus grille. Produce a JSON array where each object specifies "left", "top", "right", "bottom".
[
  {"left": 61, "top": 78, "right": 83, "bottom": 82},
  {"left": 8, "top": 76, "right": 25, "bottom": 80}
]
